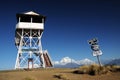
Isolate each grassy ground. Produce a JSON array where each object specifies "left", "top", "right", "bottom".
[{"left": 0, "top": 67, "right": 120, "bottom": 80}]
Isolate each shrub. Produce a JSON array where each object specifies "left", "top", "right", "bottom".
[
  {"left": 88, "top": 64, "right": 108, "bottom": 75},
  {"left": 73, "top": 64, "right": 108, "bottom": 75},
  {"left": 106, "top": 65, "right": 120, "bottom": 72}
]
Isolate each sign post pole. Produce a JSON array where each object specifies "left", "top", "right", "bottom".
[
  {"left": 88, "top": 38, "right": 102, "bottom": 67},
  {"left": 96, "top": 55, "right": 101, "bottom": 67}
]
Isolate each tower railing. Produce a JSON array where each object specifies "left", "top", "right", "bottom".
[{"left": 16, "top": 22, "right": 44, "bottom": 29}]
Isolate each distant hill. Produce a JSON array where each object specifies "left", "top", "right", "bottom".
[{"left": 105, "top": 58, "right": 120, "bottom": 65}]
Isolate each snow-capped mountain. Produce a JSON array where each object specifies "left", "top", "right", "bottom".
[
  {"left": 53, "top": 57, "right": 120, "bottom": 68},
  {"left": 53, "top": 57, "right": 95, "bottom": 68},
  {"left": 77, "top": 58, "right": 95, "bottom": 65},
  {"left": 60, "top": 57, "right": 77, "bottom": 65}
]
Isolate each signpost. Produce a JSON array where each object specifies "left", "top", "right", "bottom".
[{"left": 88, "top": 38, "right": 102, "bottom": 67}]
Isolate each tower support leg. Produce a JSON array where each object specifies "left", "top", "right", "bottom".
[{"left": 15, "top": 52, "right": 20, "bottom": 69}]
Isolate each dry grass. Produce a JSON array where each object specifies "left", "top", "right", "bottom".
[
  {"left": 0, "top": 67, "right": 120, "bottom": 80},
  {"left": 23, "top": 77, "right": 35, "bottom": 80},
  {"left": 73, "top": 64, "right": 120, "bottom": 75},
  {"left": 53, "top": 73, "right": 70, "bottom": 80},
  {"left": 106, "top": 65, "right": 120, "bottom": 72}
]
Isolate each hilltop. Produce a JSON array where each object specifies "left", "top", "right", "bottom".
[{"left": 0, "top": 66, "right": 120, "bottom": 80}]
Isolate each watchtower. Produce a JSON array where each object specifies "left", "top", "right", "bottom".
[{"left": 15, "top": 11, "right": 53, "bottom": 69}]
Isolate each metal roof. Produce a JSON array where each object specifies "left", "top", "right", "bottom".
[{"left": 24, "top": 11, "right": 40, "bottom": 15}]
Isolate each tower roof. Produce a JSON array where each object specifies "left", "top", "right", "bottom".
[
  {"left": 16, "top": 11, "right": 46, "bottom": 17},
  {"left": 16, "top": 11, "right": 46, "bottom": 22},
  {"left": 24, "top": 11, "right": 40, "bottom": 16}
]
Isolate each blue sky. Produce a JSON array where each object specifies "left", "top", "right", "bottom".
[{"left": 0, "top": 0, "right": 120, "bottom": 70}]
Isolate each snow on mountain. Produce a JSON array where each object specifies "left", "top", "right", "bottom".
[
  {"left": 77, "top": 58, "right": 95, "bottom": 65},
  {"left": 53, "top": 57, "right": 120, "bottom": 68},
  {"left": 54, "top": 61, "right": 60, "bottom": 65},
  {"left": 53, "top": 57, "right": 95, "bottom": 68},
  {"left": 60, "top": 57, "right": 77, "bottom": 65}
]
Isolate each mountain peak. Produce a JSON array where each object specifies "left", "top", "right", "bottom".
[
  {"left": 53, "top": 57, "right": 120, "bottom": 68},
  {"left": 60, "top": 57, "right": 72, "bottom": 63},
  {"left": 77, "top": 58, "right": 95, "bottom": 65},
  {"left": 60, "top": 57, "right": 76, "bottom": 65},
  {"left": 53, "top": 57, "right": 95, "bottom": 68},
  {"left": 84, "top": 58, "right": 91, "bottom": 61}
]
